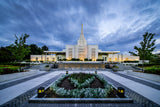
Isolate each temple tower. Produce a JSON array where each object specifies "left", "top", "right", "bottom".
[{"left": 77, "top": 24, "right": 87, "bottom": 46}]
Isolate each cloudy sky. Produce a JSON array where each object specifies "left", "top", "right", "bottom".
[{"left": 0, "top": 0, "right": 160, "bottom": 54}]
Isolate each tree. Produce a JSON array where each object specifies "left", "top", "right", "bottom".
[
  {"left": 30, "top": 44, "right": 43, "bottom": 55},
  {"left": 9, "top": 34, "right": 30, "bottom": 62},
  {"left": 42, "top": 45, "right": 49, "bottom": 51},
  {"left": 129, "top": 32, "right": 156, "bottom": 60},
  {"left": 24, "top": 44, "right": 46, "bottom": 60},
  {"left": 0, "top": 46, "right": 14, "bottom": 63}
]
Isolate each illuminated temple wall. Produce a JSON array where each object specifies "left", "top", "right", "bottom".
[
  {"left": 30, "top": 24, "right": 139, "bottom": 62},
  {"left": 30, "top": 55, "right": 55, "bottom": 62},
  {"left": 108, "top": 54, "right": 139, "bottom": 62},
  {"left": 65, "top": 24, "right": 99, "bottom": 61},
  {"left": 65, "top": 45, "right": 98, "bottom": 61}
]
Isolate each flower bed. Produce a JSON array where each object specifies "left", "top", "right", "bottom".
[{"left": 49, "top": 73, "right": 114, "bottom": 98}]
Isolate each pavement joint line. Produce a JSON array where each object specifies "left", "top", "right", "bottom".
[
  {"left": 0, "top": 70, "right": 46, "bottom": 84},
  {"left": 112, "top": 71, "right": 160, "bottom": 90},
  {"left": 100, "top": 71, "right": 160, "bottom": 106},
  {"left": 2, "top": 73, "right": 63, "bottom": 107},
  {"left": 0, "top": 72, "right": 50, "bottom": 90},
  {"left": 117, "top": 71, "right": 160, "bottom": 85},
  {"left": 0, "top": 71, "right": 62, "bottom": 105},
  {"left": 99, "top": 73, "right": 158, "bottom": 106}
]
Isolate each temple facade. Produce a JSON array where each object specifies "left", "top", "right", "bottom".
[{"left": 30, "top": 24, "right": 139, "bottom": 62}]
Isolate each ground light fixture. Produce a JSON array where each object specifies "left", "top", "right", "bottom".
[
  {"left": 66, "top": 71, "right": 68, "bottom": 74},
  {"left": 37, "top": 87, "right": 45, "bottom": 98},
  {"left": 95, "top": 70, "right": 97, "bottom": 74},
  {"left": 117, "top": 87, "right": 125, "bottom": 98}
]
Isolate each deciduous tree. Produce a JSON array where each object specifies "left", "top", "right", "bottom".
[
  {"left": 129, "top": 32, "right": 156, "bottom": 60},
  {"left": 42, "top": 45, "right": 49, "bottom": 51},
  {"left": 9, "top": 34, "right": 30, "bottom": 62}
]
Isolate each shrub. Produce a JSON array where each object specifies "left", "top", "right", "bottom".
[
  {"left": 2, "top": 68, "right": 19, "bottom": 74},
  {"left": 45, "top": 65, "right": 50, "bottom": 67},
  {"left": 70, "top": 58, "right": 80, "bottom": 61},
  {"left": 68, "top": 76, "right": 95, "bottom": 89},
  {"left": 138, "top": 64, "right": 160, "bottom": 67},
  {"left": 0, "top": 68, "right": 4, "bottom": 74},
  {"left": 124, "top": 61, "right": 139, "bottom": 63},
  {"left": 112, "top": 65, "right": 119, "bottom": 68},
  {"left": 144, "top": 66, "right": 160, "bottom": 75},
  {"left": 69, "top": 73, "right": 93, "bottom": 83},
  {"left": 96, "top": 59, "right": 103, "bottom": 61},
  {"left": 63, "top": 59, "right": 67, "bottom": 61},
  {"left": 84, "top": 58, "right": 88, "bottom": 61}
]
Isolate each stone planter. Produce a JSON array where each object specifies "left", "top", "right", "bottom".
[
  {"left": 44, "top": 67, "right": 50, "bottom": 71},
  {"left": 44, "top": 65, "right": 51, "bottom": 71}
]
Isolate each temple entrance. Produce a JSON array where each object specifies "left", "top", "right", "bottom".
[{"left": 103, "top": 57, "right": 107, "bottom": 61}]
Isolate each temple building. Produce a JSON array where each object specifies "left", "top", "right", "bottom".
[{"left": 30, "top": 24, "right": 139, "bottom": 62}]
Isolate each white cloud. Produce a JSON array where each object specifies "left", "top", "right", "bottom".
[{"left": 155, "top": 38, "right": 160, "bottom": 45}]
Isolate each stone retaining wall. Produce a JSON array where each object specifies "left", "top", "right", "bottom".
[{"left": 58, "top": 63, "right": 105, "bottom": 69}]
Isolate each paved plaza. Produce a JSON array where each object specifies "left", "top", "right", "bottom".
[{"left": 0, "top": 69, "right": 160, "bottom": 107}]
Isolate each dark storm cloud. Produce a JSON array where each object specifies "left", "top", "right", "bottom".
[{"left": 0, "top": 0, "right": 160, "bottom": 53}]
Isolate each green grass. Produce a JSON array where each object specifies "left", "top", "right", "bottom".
[
  {"left": 142, "top": 65, "right": 160, "bottom": 75},
  {"left": 0, "top": 65, "right": 19, "bottom": 69},
  {"left": 143, "top": 65, "right": 160, "bottom": 69},
  {"left": 0, "top": 65, "right": 21, "bottom": 74}
]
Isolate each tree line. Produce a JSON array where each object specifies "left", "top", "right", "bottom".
[{"left": 0, "top": 34, "right": 49, "bottom": 63}]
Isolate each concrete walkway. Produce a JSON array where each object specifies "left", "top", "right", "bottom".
[
  {"left": 117, "top": 71, "right": 160, "bottom": 88},
  {"left": 120, "top": 70, "right": 160, "bottom": 83},
  {"left": 0, "top": 71, "right": 61, "bottom": 105},
  {"left": 100, "top": 71, "right": 160, "bottom": 105},
  {"left": 0, "top": 69, "right": 46, "bottom": 83},
  {"left": 0, "top": 71, "right": 48, "bottom": 90},
  {"left": 0, "top": 70, "right": 160, "bottom": 106}
]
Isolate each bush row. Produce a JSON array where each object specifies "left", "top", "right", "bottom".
[
  {"left": 123, "top": 61, "right": 139, "bottom": 63},
  {"left": 138, "top": 63, "right": 160, "bottom": 67},
  {"left": 144, "top": 67, "right": 160, "bottom": 75},
  {"left": 0, "top": 67, "right": 25, "bottom": 74}
]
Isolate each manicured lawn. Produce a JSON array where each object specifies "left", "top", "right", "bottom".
[
  {"left": 0, "top": 65, "right": 24, "bottom": 74},
  {"left": 139, "top": 65, "right": 160, "bottom": 75}
]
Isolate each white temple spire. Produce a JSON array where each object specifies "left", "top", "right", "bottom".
[
  {"left": 81, "top": 24, "right": 83, "bottom": 35},
  {"left": 77, "top": 24, "right": 87, "bottom": 46}
]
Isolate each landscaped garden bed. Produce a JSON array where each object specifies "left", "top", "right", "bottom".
[
  {"left": 29, "top": 73, "right": 133, "bottom": 103},
  {"left": 45, "top": 73, "right": 117, "bottom": 98}
]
